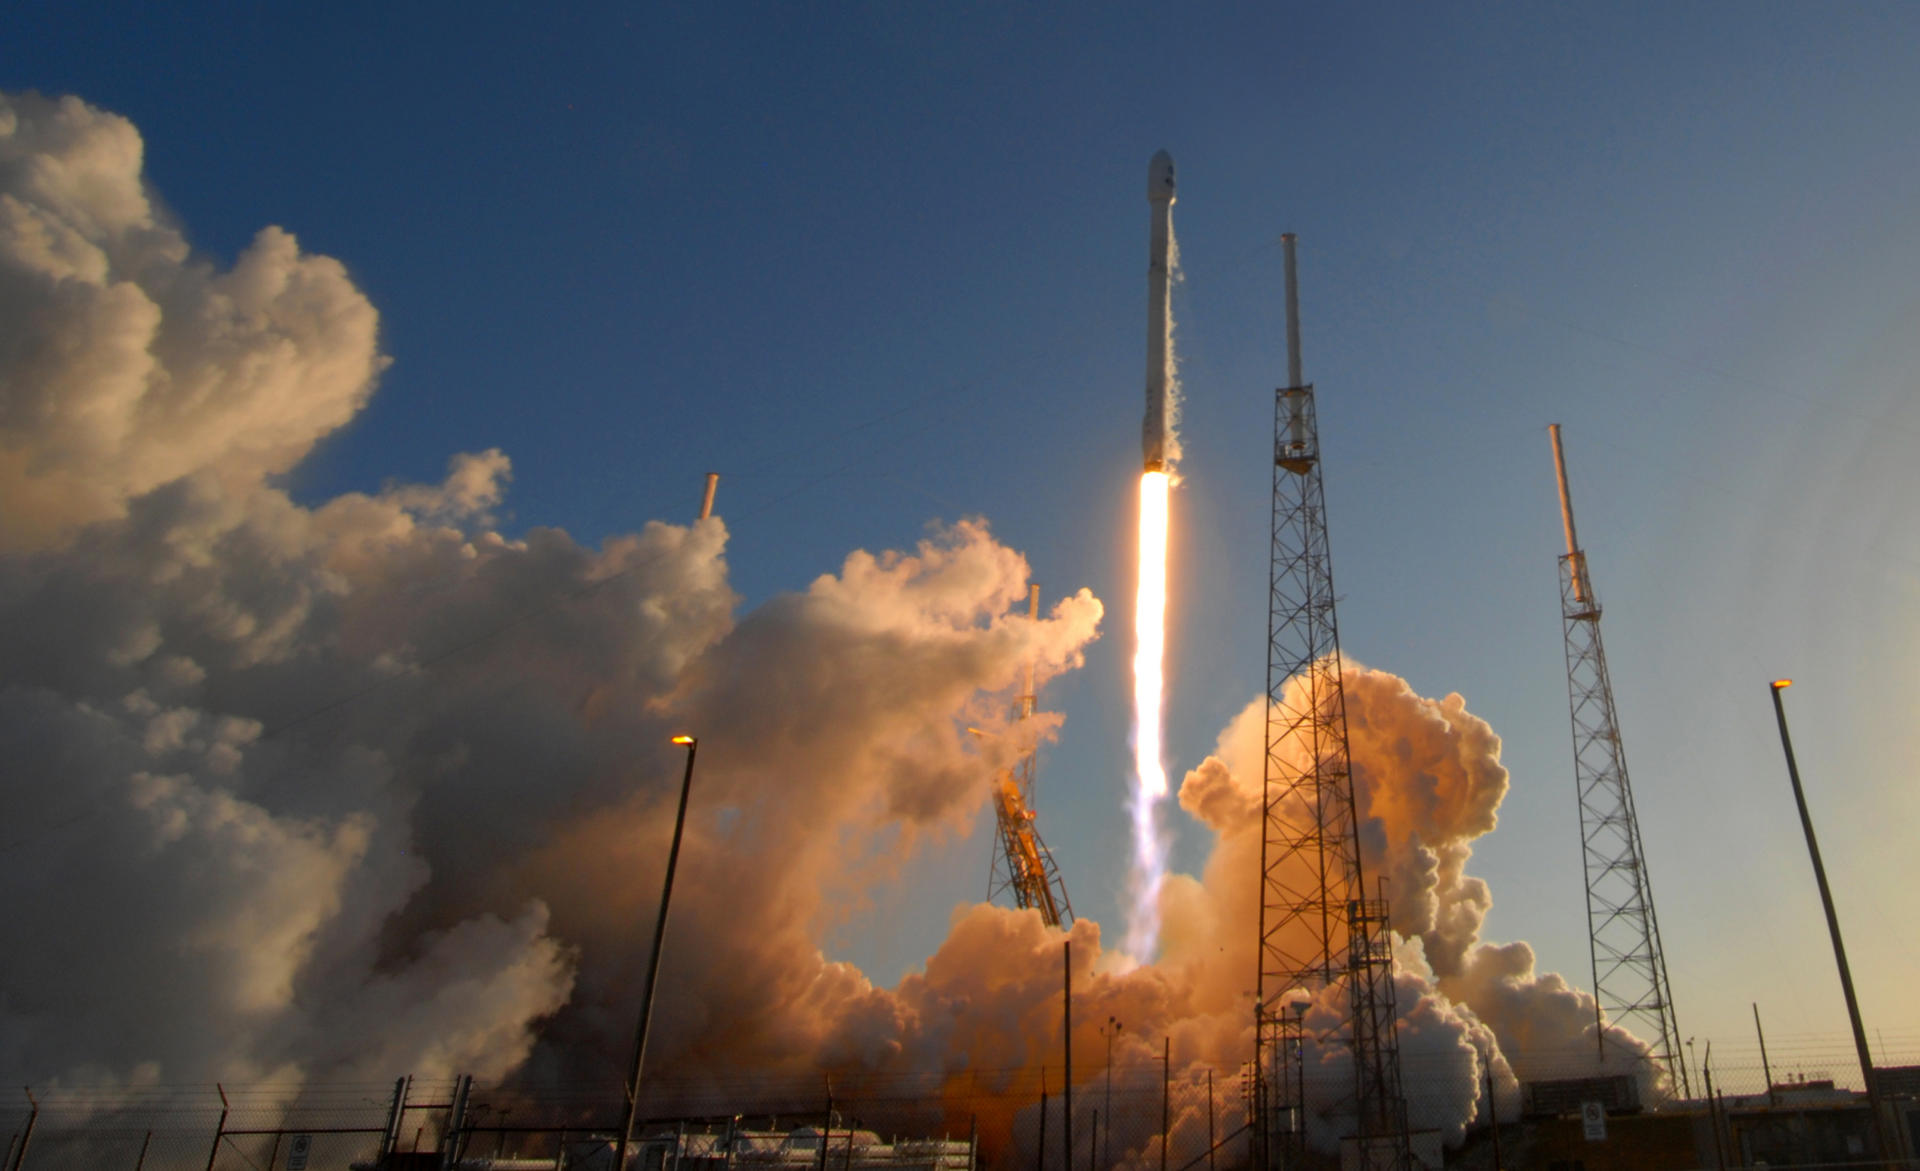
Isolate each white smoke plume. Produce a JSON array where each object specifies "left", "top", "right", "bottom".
[
  {"left": 0, "top": 90, "right": 1650, "bottom": 1160},
  {"left": 0, "top": 93, "right": 385, "bottom": 552}
]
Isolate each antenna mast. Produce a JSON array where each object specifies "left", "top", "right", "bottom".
[
  {"left": 1254, "top": 235, "right": 1411, "bottom": 1170},
  {"left": 1548, "top": 424, "right": 1686, "bottom": 1096}
]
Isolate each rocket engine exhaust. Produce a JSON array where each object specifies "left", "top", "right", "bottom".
[{"left": 1127, "top": 151, "right": 1178, "bottom": 962}]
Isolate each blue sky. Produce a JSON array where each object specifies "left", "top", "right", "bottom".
[{"left": 18, "top": 3, "right": 1920, "bottom": 1073}]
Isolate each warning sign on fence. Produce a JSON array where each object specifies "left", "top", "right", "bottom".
[
  {"left": 1581, "top": 1102, "right": 1607, "bottom": 1142},
  {"left": 288, "top": 1133, "right": 312, "bottom": 1169}
]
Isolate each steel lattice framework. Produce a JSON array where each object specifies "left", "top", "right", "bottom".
[
  {"left": 1550, "top": 425, "right": 1686, "bottom": 1097},
  {"left": 1253, "top": 236, "right": 1410, "bottom": 1171},
  {"left": 986, "top": 586, "right": 1073, "bottom": 928}
]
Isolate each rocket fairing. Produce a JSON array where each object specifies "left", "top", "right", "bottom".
[{"left": 1142, "top": 150, "right": 1176, "bottom": 473}]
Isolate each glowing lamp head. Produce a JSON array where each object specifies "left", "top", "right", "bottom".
[
  {"left": 1771, "top": 679, "right": 1793, "bottom": 691},
  {"left": 670, "top": 734, "right": 696, "bottom": 745}
]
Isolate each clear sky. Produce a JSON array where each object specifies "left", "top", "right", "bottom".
[{"left": 15, "top": 2, "right": 1920, "bottom": 1077}]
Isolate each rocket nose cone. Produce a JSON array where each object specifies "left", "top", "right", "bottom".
[{"left": 1148, "top": 150, "right": 1175, "bottom": 202}]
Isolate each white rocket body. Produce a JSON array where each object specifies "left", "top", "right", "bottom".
[{"left": 1143, "top": 150, "right": 1176, "bottom": 472}]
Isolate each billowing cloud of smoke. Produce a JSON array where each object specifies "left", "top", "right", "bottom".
[
  {"left": 0, "top": 91, "right": 1649, "bottom": 1160},
  {"left": 0, "top": 89, "right": 1108, "bottom": 1093},
  {"left": 1152, "top": 670, "right": 1658, "bottom": 1142},
  {"left": 0, "top": 93, "right": 385, "bottom": 552}
]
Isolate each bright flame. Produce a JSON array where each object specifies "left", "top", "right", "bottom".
[{"left": 1126, "top": 469, "right": 1171, "bottom": 961}]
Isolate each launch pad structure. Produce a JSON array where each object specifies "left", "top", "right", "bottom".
[
  {"left": 1547, "top": 425, "right": 1687, "bottom": 1096},
  {"left": 986, "top": 583, "right": 1073, "bottom": 928},
  {"left": 1252, "top": 235, "right": 1413, "bottom": 1171}
]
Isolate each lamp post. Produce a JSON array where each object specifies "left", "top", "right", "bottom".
[
  {"left": 615, "top": 735, "right": 701, "bottom": 1171},
  {"left": 1103, "top": 1018, "right": 1122, "bottom": 1169},
  {"left": 1768, "top": 681, "right": 1888, "bottom": 1163}
]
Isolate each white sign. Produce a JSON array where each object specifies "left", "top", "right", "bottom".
[
  {"left": 1581, "top": 1101, "right": 1607, "bottom": 1142},
  {"left": 287, "top": 1134, "right": 312, "bottom": 1170}
]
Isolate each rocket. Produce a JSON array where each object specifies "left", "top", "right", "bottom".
[{"left": 1142, "top": 149, "right": 1176, "bottom": 473}]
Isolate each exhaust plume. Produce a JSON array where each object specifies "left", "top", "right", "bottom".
[{"left": 1125, "top": 469, "right": 1171, "bottom": 963}]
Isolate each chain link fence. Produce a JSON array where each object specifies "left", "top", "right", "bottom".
[{"left": 7, "top": 1038, "right": 1920, "bottom": 1171}]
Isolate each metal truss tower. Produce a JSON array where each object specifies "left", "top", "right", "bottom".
[
  {"left": 1253, "top": 235, "right": 1411, "bottom": 1171},
  {"left": 986, "top": 584, "right": 1073, "bottom": 928},
  {"left": 1548, "top": 425, "right": 1686, "bottom": 1097}
]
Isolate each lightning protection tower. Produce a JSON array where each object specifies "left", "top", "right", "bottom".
[
  {"left": 986, "top": 584, "right": 1074, "bottom": 928},
  {"left": 1254, "top": 235, "right": 1411, "bottom": 1171},
  {"left": 1548, "top": 425, "right": 1686, "bottom": 1096}
]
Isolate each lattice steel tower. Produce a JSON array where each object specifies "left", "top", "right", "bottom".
[
  {"left": 1548, "top": 425, "right": 1686, "bottom": 1096},
  {"left": 1253, "top": 235, "right": 1411, "bottom": 1171},
  {"left": 986, "top": 584, "right": 1073, "bottom": 928}
]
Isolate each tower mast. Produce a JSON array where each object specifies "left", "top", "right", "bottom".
[
  {"left": 1254, "top": 235, "right": 1411, "bottom": 1170},
  {"left": 1548, "top": 424, "right": 1686, "bottom": 1096},
  {"left": 987, "top": 584, "right": 1074, "bottom": 927}
]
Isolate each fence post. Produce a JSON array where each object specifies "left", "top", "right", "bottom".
[
  {"left": 1206, "top": 1069, "right": 1214, "bottom": 1171},
  {"left": 1037, "top": 1073, "right": 1048, "bottom": 1171},
  {"left": 378, "top": 1077, "right": 409, "bottom": 1158},
  {"left": 817, "top": 1079, "right": 833, "bottom": 1171},
  {"left": 134, "top": 1130, "right": 152, "bottom": 1171},
  {"left": 440, "top": 1075, "right": 472, "bottom": 1171},
  {"left": 204, "top": 1084, "right": 229, "bottom": 1171},
  {"left": 1159, "top": 1039, "right": 1169, "bottom": 1171},
  {"left": 1701, "top": 1060, "right": 1726, "bottom": 1171},
  {"left": 1484, "top": 1048, "right": 1503, "bottom": 1171},
  {"left": 10, "top": 1087, "right": 37, "bottom": 1171}
]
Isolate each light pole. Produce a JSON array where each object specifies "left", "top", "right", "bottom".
[
  {"left": 1769, "top": 681, "right": 1888, "bottom": 1163},
  {"left": 615, "top": 735, "right": 701, "bottom": 1171},
  {"left": 1103, "top": 1018, "right": 1122, "bottom": 1169}
]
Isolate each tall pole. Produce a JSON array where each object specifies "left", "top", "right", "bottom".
[
  {"left": 1768, "top": 680, "right": 1888, "bottom": 1161},
  {"left": 616, "top": 735, "right": 702, "bottom": 1171},
  {"left": 1064, "top": 942, "right": 1073, "bottom": 1171},
  {"left": 1104, "top": 1019, "right": 1121, "bottom": 1170}
]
